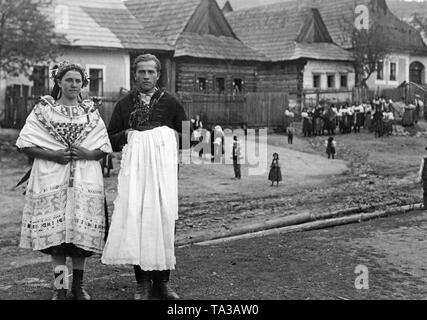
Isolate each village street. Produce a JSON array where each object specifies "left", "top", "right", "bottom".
[{"left": 0, "top": 125, "right": 426, "bottom": 299}]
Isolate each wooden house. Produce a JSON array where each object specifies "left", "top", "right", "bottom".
[
  {"left": 124, "top": 0, "right": 267, "bottom": 94},
  {"left": 225, "top": 2, "right": 356, "bottom": 108}
]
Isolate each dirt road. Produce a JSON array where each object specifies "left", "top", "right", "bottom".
[
  {"left": 0, "top": 125, "right": 425, "bottom": 299},
  {"left": 1, "top": 208, "right": 425, "bottom": 300}
]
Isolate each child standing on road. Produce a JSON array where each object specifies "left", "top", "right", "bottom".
[
  {"left": 286, "top": 123, "right": 295, "bottom": 144},
  {"left": 325, "top": 136, "right": 336, "bottom": 159},
  {"left": 231, "top": 136, "right": 243, "bottom": 179},
  {"left": 416, "top": 147, "right": 427, "bottom": 209},
  {"left": 268, "top": 153, "right": 282, "bottom": 187}
]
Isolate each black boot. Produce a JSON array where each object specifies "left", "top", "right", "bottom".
[
  {"left": 71, "top": 269, "right": 91, "bottom": 300},
  {"left": 52, "top": 289, "right": 67, "bottom": 300},
  {"left": 133, "top": 266, "right": 153, "bottom": 300},
  {"left": 152, "top": 270, "right": 180, "bottom": 300}
]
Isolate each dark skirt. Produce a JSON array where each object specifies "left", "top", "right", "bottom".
[
  {"left": 40, "top": 243, "right": 93, "bottom": 257},
  {"left": 402, "top": 109, "right": 415, "bottom": 126},
  {"left": 326, "top": 146, "right": 336, "bottom": 155},
  {"left": 268, "top": 167, "right": 282, "bottom": 182}
]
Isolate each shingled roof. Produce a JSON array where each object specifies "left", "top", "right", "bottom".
[
  {"left": 307, "top": 0, "right": 427, "bottom": 52},
  {"left": 125, "top": 0, "right": 202, "bottom": 46},
  {"left": 225, "top": 2, "right": 353, "bottom": 62},
  {"left": 175, "top": 32, "right": 268, "bottom": 61},
  {"left": 125, "top": 0, "right": 267, "bottom": 61},
  {"left": 229, "top": 0, "right": 427, "bottom": 53},
  {"left": 40, "top": 0, "right": 171, "bottom": 51}
]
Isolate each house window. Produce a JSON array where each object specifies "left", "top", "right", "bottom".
[
  {"left": 32, "top": 66, "right": 50, "bottom": 96},
  {"left": 377, "top": 61, "right": 384, "bottom": 80},
  {"left": 390, "top": 62, "right": 397, "bottom": 81},
  {"left": 340, "top": 74, "right": 348, "bottom": 88},
  {"left": 410, "top": 61, "right": 425, "bottom": 85},
  {"left": 313, "top": 74, "right": 321, "bottom": 89},
  {"left": 215, "top": 77, "right": 225, "bottom": 93},
  {"left": 89, "top": 68, "right": 104, "bottom": 96},
  {"left": 197, "top": 77, "right": 207, "bottom": 92},
  {"left": 233, "top": 78, "right": 243, "bottom": 93},
  {"left": 327, "top": 74, "right": 335, "bottom": 89}
]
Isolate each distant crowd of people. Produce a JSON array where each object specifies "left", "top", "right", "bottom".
[{"left": 294, "top": 95, "right": 425, "bottom": 140}]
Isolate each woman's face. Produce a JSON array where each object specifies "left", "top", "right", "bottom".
[{"left": 58, "top": 70, "right": 83, "bottom": 100}]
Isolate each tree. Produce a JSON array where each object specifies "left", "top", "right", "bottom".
[
  {"left": 350, "top": 25, "right": 388, "bottom": 88},
  {"left": 0, "top": 0, "right": 65, "bottom": 78},
  {"left": 338, "top": 4, "right": 389, "bottom": 88}
]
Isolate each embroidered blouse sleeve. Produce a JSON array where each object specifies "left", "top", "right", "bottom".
[
  {"left": 15, "top": 102, "right": 51, "bottom": 149},
  {"left": 16, "top": 110, "right": 38, "bottom": 149}
]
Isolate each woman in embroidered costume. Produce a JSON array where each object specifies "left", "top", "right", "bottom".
[{"left": 16, "top": 61, "right": 112, "bottom": 300}]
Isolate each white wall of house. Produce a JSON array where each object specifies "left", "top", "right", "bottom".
[
  {"left": 303, "top": 60, "right": 355, "bottom": 106},
  {"left": 61, "top": 48, "right": 130, "bottom": 95},
  {"left": 366, "top": 54, "right": 410, "bottom": 89},
  {"left": 0, "top": 48, "right": 130, "bottom": 121},
  {"left": 303, "top": 60, "right": 355, "bottom": 90},
  {"left": 365, "top": 53, "right": 427, "bottom": 89}
]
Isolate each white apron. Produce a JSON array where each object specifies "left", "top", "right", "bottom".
[{"left": 101, "top": 127, "right": 178, "bottom": 270}]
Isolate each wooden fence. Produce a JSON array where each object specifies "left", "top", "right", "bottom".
[
  {"left": 177, "top": 92, "right": 288, "bottom": 128},
  {"left": 16, "top": 87, "right": 427, "bottom": 129},
  {"left": 1, "top": 87, "right": 122, "bottom": 129},
  {"left": 2, "top": 85, "right": 32, "bottom": 129}
]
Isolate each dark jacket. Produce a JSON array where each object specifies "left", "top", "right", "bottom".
[
  {"left": 422, "top": 157, "right": 427, "bottom": 181},
  {"left": 107, "top": 91, "right": 187, "bottom": 152}
]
